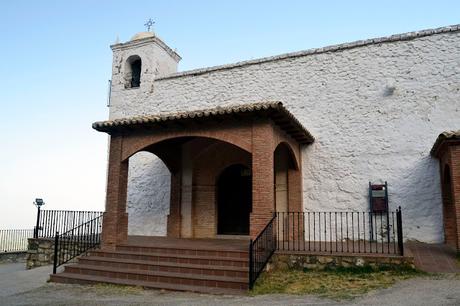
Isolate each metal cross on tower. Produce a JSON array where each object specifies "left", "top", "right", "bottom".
[{"left": 144, "top": 19, "right": 155, "bottom": 32}]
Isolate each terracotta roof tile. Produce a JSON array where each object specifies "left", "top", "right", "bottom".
[
  {"left": 93, "top": 101, "right": 314, "bottom": 144},
  {"left": 430, "top": 130, "right": 460, "bottom": 157}
]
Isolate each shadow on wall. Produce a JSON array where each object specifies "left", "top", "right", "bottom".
[{"left": 397, "top": 156, "right": 443, "bottom": 243}]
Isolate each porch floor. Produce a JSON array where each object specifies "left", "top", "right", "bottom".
[
  {"left": 406, "top": 242, "right": 460, "bottom": 273},
  {"left": 122, "top": 235, "right": 249, "bottom": 252}
]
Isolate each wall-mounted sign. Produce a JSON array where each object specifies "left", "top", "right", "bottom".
[{"left": 369, "top": 181, "right": 388, "bottom": 213}]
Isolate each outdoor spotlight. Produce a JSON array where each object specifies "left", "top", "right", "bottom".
[
  {"left": 34, "top": 198, "right": 45, "bottom": 208},
  {"left": 33, "top": 198, "right": 45, "bottom": 238}
]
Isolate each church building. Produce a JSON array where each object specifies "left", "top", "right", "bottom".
[{"left": 52, "top": 24, "right": 460, "bottom": 293}]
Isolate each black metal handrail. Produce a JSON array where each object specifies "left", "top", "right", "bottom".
[
  {"left": 35, "top": 210, "right": 103, "bottom": 239},
  {"left": 249, "top": 214, "right": 277, "bottom": 289},
  {"left": 0, "top": 229, "right": 34, "bottom": 252},
  {"left": 275, "top": 207, "right": 404, "bottom": 256},
  {"left": 52, "top": 214, "right": 103, "bottom": 274}
]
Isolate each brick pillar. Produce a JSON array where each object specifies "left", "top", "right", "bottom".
[
  {"left": 450, "top": 146, "right": 460, "bottom": 252},
  {"left": 167, "top": 171, "right": 182, "bottom": 237},
  {"left": 288, "top": 166, "right": 302, "bottom": 212},
  {"left": 250, "top": 121, "right": 275, "bottom": 238},
  {"left": 101, "top": 135, "right": 129, "bottom": 250},
  {"left": 288, "top": 165, "right": 304, "bottom": 243}
]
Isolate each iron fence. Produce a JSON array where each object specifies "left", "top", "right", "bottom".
[
  {"left": 53, "top": 214, "right": 103, "bottom": 273},
  {"left": 275, "top": 208, "right": 404, "bottom": 255},
  {"left": 0, "top": 229, "right": 34, "bottom": 252},
  {"left": 35, "top": 210, "right": 103, "bottom": 238},
  {"left": 249, "top": 214, "right": 277, "bottom": 289}
]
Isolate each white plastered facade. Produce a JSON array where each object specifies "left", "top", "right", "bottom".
[{"left": 108, "top": 26, "right": 460, "bottom": 242}]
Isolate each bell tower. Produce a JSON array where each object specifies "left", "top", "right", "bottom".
[{"left": 108, "top": 30, "right": 181, "bottom": 118}]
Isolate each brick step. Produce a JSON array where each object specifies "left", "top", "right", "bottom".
[
  {"left": 50, "top": 272, "right": 246, "bottom": 295},
  {"left": 78, "top": 256, "right": 248, "bottom": 278},
  {"left": 89, "top": 250, "right": 249, "bottom": 268},
  {"left": 63, "top": 264, "right": 248, "bottom": 290},
  {"left": 115, "top": 244, "right": 248, "bottom": 259}
]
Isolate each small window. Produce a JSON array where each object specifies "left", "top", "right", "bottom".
[{"left": 125, "top": 55, "right": 142, "bottom": 88}]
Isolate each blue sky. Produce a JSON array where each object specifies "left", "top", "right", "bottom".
[{"left": 1, "top": 0, "right": 459, "bottom": 228}]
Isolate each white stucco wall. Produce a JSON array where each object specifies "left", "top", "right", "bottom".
[
  {"left": 126, "top": 152, "right": 170, "bottom": 236},
  {"left": 110, "top": 27, "right": 460, "bottom": 242}
]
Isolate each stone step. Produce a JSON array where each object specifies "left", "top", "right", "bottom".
[
  {"left": 89, "top": 250, "right": 249, "bottom": 268},
  {"left": 115, "top": 244, "right": 248, "bottom": 259},
  {"left": 63, "top": 264, "right": 248, "bottom": 290},
  {"left": 50, "top": 272, "right": 246, "bottom": 295},
  {"left": 78, "top": 256, "right": 248, "bottom": 278}
]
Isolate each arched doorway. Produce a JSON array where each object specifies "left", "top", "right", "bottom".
[{"left": 217, "top": 164, "right": 252, "bottom": 235}]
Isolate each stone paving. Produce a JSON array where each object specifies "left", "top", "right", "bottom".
[
  {"left": 1, "top": 261, "right": 460, "bottom": 305},
  {"left": 0, "top": 263, "right": 52, "bottom": 298},
  {"left": 1, "top": 276, "right": 460, "bottom": 306}
]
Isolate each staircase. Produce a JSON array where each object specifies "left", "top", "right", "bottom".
[{"left": 50, "top": 240, "right": 249, "bottom": 295}]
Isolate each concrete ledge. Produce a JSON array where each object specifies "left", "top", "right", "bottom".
[{"left": 0, "top": 251, "right": 27, "bottom": 263}]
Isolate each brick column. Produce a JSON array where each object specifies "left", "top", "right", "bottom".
[
  {"left": 250, "top": 121, "right": 275, "bottom": 238},
  {"left": 101, "top": 135, "right": 129, "bottom": 250},
  {"left": 450, "top": 145, "right": 460, "bottom": 252},
  {"left": 288, "top": 166, "right": 303, "bottom": 212},
  {"left": 288, "top": 165, "right": 304, "bottom": 243}
]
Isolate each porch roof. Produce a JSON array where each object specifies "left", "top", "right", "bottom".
[
  {"left": 93, "top": 101, "right": 315, "bottom": 144},
  {"left": 430, "top": 130, "right": 460, "bottom": 157}
]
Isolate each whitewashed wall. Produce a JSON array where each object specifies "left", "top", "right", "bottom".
[
  {"left": 110, "top": 28, "right": 460, "bottom": 242},
  {"left": 126, "top": 152, "right": 170, "bottom": 236}
]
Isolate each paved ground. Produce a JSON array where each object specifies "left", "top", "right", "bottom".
[
  {"left": 0, "top": 263, "right": 52, "bottom": 298},
  {"left": 406, "top": 242, "right": 460, "bottom": 273},
  {"left": 1, "top": 263, "right": 459, "bottom": 306}
]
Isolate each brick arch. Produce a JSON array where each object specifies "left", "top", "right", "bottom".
[
  {"left": 274, "top": 140, "right": 302, "bottom": 215},
  {"left": 274, "top": 141, "right": 300, "bottom": 170},
  {"left": 191, "top": 141, "right": 251, "bottom": 237},
  {"left": 121, "top": 128, "right": 253, "bottom": 162}
]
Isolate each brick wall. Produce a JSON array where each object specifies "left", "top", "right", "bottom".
[
  {"left": 438, "top": 144, "right": 460, "bottom": 252},
  {"left": 450, "top": 146, "right": 460, "bottom": 251}
]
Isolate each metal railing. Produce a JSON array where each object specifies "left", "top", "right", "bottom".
[
  {"left": 0, "top": 229, "right": 34, "bottom": 252},
  {"left": 35, "top": 210, "right": 103, "bottom": 238},
  {"left": 275, "top": 208, "right": 404, "bottom": 256},
  {"left": 53, "top": 214, "right": 103, "bottom": 274},
  {"left": 249, "top": 214, "right": 277, "bottom": 289}
]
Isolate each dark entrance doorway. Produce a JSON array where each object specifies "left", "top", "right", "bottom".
[{"left": 217, "top": 164, "right": 252, "bottom": 235}]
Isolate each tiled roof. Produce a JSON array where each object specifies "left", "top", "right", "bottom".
[
  {"left": 430, "top": 130, "right": 460, "bottom": 156},
  {"left": 93, "top": 101, "right": 314, "bottom": 144}
]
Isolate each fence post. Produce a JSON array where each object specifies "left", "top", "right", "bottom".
[
  {"left": 396, "top": 207, "right": 404, "bottom": 256},
  {"left": 34, "top": 206, "right": 42, "bottom": 238},
  {"left": 53, "top": 231, "right": 59, "bottom": 274},
  {"left": 248, "top": 239, "right": 253, "bottom": 290}
]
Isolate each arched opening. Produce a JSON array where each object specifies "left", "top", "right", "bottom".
[
  {"left": 124, "top": 136, "right": 252, "bottom": 239},
  {"left": 125, "top": 55, "right": 142, "bottom": 88},
  {"left": 274, "top": 142, "right": 302, "bottom": 242},
  {"left": 126, "top": 151, "right": 171, "bottom": 236},
  {"left": 217, "top": 164, "right": 252, "bottom": 235},
  {"left": 442, "top": 165, "right": 457, "bottom": 248},
  {"left": 274, "top": 143, "right": 297, "bottom": 212}
]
